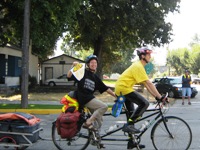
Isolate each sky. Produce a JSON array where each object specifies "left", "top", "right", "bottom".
[
  {"left": 153, "top": 0, "right": 200, "bottom": 65},
  {"left": 54, "top": 0, "right": 200, "bottom": 65},
  {"left": 167, "top": 0, "right": 200, "bottom": 49}
]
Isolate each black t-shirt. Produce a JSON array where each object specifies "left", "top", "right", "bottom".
[{"left": 68, "top": 69, "right": 108, "bottom": 106}]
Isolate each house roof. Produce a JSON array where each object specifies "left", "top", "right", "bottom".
[
  {"left": 42, "top": 54, "right": 84, "bottom": 63},
  {"left": 1, "top": 44, "right": 37, "bottom": 56},
  {"left": 4, "top": 44, "right": 22, "bottom": 51}
]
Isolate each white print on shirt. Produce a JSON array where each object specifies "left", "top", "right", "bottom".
[{"left": 84, "top": 78, "right": 95, "bottom": 91}]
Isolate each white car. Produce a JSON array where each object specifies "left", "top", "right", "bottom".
[{"left": 44, "top": 74, "right": 75, "bottom": 86}]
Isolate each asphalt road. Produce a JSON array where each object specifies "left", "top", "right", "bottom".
[{"left": 1, "top": 86, "right": 200, "bottom": 150}]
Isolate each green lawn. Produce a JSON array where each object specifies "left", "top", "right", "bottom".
[
  {"left": 0, "top": 103, "right": 113, "bottom": 109},
  {"left": 103, "top": 79, "right": 116, "bottom": 87},
  {"left": 0, "top": 103, "right": 62, "bottom": 109}
]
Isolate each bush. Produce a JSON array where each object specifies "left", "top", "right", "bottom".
[{"left": 29, "top": 76, "right": 37, "bottom": 88}]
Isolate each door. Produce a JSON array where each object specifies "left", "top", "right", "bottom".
[
  {"left": 0, "top": 54, "right": 5, "bottom": 84},
  {"left": 45, "top": 67, "right": 53, "bottom": 80}
]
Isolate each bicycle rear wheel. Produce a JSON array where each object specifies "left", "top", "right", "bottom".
[
  {"left": 151, "top": 116, "right": 192, "bottom": 150},
  {"left": 52, "top": 121, "right": 90, "bottom": 150}
]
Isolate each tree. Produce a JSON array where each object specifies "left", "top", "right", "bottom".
[
  {"left": 111, "top": 48, "right": 133, "bottom": 74},
  {"left": 167, "top": 48, "right": 194, "bottom": 75},
  {"left": 167, "top": 49, "right": 184, "bottom": 75},
  {"left": 0, "top": 0, "right": 82, "bottom": 60},
  {"left": 62, "top": 0, "right": 180, "bottom": 77},
  {"left": 189, "top": 34, "right": 200, "bottom": 47},
  {"left": 190, "top": 44, "right": 200, "bottom": 74},
  {"left": 1, "top": 0, "right": 82, "bottom": 108},
  {"left": 21, "top": 0, "right": 30, "bottom": 109}
]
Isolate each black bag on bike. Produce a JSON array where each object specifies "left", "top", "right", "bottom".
[{"left": 56, "top": 110, "right": 80, "bottom": 139}]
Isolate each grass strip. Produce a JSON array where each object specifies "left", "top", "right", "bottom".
[
  {"left": 0, "top": 103, "right": 113, "bottom": 109},
  {"left": 0, "top": 103, "right": 62, "bottom": 109}
]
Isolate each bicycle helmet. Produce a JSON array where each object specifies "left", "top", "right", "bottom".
[
  {"left": 136, "top": 47, "right": 152, "bottom": 56},
  {"left": 85, "top": 54, "right": 98, "bottom": 64}
]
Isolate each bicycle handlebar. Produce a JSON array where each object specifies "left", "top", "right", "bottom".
[
  {"left": 156, "top": 92, "right": 168, "bottom": 102},
  {"left": 154, "top": 92, "right": 169, "bottom": 109}
]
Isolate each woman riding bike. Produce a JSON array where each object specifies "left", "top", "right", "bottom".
[{"left": 67, "top": 54, "right": 116, "bottom": 147}]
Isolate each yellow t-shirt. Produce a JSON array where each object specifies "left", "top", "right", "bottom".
[{"left": 115, "top": 61, "right": 148, "bottom": 96}]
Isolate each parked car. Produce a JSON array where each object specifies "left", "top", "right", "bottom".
[
  {"left": 192, "top": 78, "right": 200, "bottom": 84},
  {"left": 155, "top": 76, "right": 198, "bottom": 98},
  {"left": 44, "top": 74, "right": 75, "bottom": 86},
  {"left": 152, "top": 77, "right": 162, "bottom": 85}
]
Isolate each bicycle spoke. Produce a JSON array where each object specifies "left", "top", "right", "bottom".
[
  {"left": 52, "top": 123, "right": 90, "bottom": 150},
  {"left": 151, "top": 116, "right": 192, "bottom": 150}
]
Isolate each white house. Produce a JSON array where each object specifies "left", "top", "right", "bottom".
[{"left": 41, "top": 54, "right": 84, "bottom": 84}]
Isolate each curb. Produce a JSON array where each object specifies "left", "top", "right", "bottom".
[{"left": 0, "top": 109, "right": 62, "bottom": 115}]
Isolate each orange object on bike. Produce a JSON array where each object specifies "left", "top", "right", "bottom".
[{"left": 60, "top": 94, "right": 79, "bottom": 113}]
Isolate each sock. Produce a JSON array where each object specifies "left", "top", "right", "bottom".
[{"left": 128, "top": 118, "right": 134, "bottom": 125}]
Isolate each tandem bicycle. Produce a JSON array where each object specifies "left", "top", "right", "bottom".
[{"left": 51, "top": 94, "right": 192, "bottom": 150}]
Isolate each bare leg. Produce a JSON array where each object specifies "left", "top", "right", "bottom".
[
  {"left": 188, "top": 97, "right": 191, "bottom": 105},
  {"left": 182, "top": 88, "right": 186, "bottom": 105},
  {"left": 182, "top": 96, "right": 185, "bottom": 105},
  {"left": 86, "top": 116, "right": 96, "bottom": 125}
]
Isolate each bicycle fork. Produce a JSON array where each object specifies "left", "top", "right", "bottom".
[{"left": 162, "top": 117, "right": 174, "bottom": 139}]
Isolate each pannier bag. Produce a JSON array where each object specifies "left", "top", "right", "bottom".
[
  {"left": 56, "top": 111, "right": 80, "bottom": 139},
  {"left": 112, "top": 95, "right": 126, "bottom": 117}
]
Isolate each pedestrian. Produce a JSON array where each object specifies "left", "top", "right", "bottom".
[
  {"left": 67, "top": 54, "right": 116, "bottom": 147},
  {"left": 182, "top": 70, "right": 192, "bottom": 105},
  {"left": 115, "top": 47, "right": 166, "bottom": 149}
]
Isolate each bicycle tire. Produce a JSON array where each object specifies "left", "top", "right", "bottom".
[
  {"left": 52, "top": 121, "right": 90, "bottom": 150},
  {"left": 151, "top": 116, "right": 192, "bottom": 150}
]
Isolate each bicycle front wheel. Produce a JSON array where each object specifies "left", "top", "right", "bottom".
[
  {"left": 52, "top": 121, "right": 90, "bottom": 150},
  {"left": 151, "top": 116, "right": 192, "bottom": 150}
]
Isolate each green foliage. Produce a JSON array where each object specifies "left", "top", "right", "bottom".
[
  {"left": 62, "top": 0, "right": 180, "bottom": 76},
  {"left": 0, "top": 103, "right": 62, "bottom": 109},
  {"left": 110, "top": 48, "right": 133, "bottom": 74},
  {"left": 1, "top": 0, "right": 180, "bottom": 68},
  {"left": 189, "top": 34, "right": 200, "bottom": 47},
  {"left": 0, "top": 0, "right": 82, "bottom": 60},
  {"left": 29, "top": 76, "right": 37, "bottom": 88},
  {"left": 167, "top": 48, "right": 185, "bottom": 75},
  {"left": 190, "top": 44, "right": 200, "bottom": 74},
  {"left": 167, "top": 45, "right": 200, "bottom": 75}
]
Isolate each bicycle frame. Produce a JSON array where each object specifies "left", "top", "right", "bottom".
[{"left": 100, "top": 102, "right": 169, "bottom": 142}]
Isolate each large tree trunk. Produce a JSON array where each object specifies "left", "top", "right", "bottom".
[{"left": 94, "top": 36, "right": 103, "bottom": 79}]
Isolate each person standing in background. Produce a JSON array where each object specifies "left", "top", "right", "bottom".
[{"left": 182, "top": 70, "right": 192, "bottom": 105}]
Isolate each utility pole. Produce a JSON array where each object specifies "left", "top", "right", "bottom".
[{"left": 21, "top": 0, "right": 30, "bottom": 108}]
